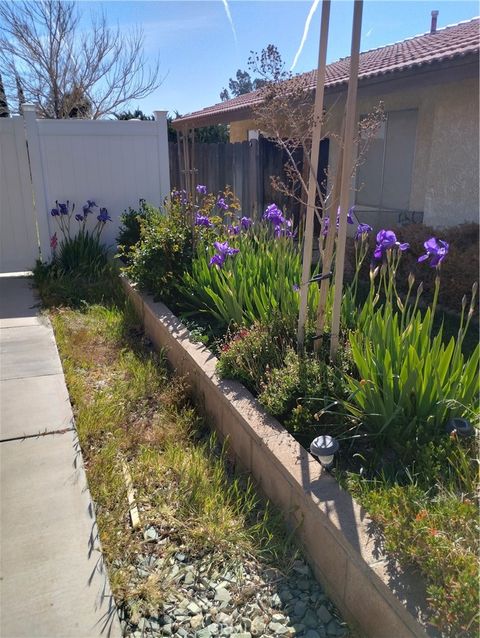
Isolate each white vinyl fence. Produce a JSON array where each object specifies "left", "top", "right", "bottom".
[{"left": 0, "top": 105, "right": 170, "bottom": 273}]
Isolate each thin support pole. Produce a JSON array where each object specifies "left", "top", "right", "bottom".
[
  {"left": 314, "top": 122, "right": 345, "bottom": 351},
  {"left": 330, "top": 0, "right": 363, "bottom": 359},
  {"left": 297, "top": 0, "right": 331, "bottom": 353},
  {"left": 176, "top": 129, "right": 183, "bottom": 190}
]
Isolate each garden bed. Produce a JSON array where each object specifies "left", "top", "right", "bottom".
[
  {"left": 46, "top": 283, "right": 353, "bottom": 638},
  {"left": 39, "top": 191, "right": 479, "bottom": 637},
  {"left": 123, "top": 277, "right": 434, "bottom": 638}
]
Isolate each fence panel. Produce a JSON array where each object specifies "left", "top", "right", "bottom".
[
  {"left": 28, "top": 110, "right": 170, "bottom": 256},
  {"left": 168, "top": 138, "right": 304, "bottom": 221},
  {"left": 0, "top": 117, "right": 40, "bottom": 272}
]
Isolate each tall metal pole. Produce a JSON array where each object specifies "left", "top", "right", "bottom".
[
  {"left": 330, "top": 0, "right": 363, "bottom": 359},
  {"left": 297, "top": 0, "right": 331, "bottom": 353}
]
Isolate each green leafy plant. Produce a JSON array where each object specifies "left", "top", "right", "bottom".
[
  {"left": 348, "top": 477, "right": 479, "bottom": 637},
  {"left": 116, "top": 199, "right": 152, "bottom": 262},
  {"left": 258, "top": 349, "right": 345, "bottom": 434},
  {"left": 180, "top": 225, "right": 320, "bottom": 331},
  {"left": 124, "top": 199, "right": 193, "bottom": 304},
  {"left": 216, "top": 316, "right": 295, "bottom": 393},
  {"left": 345, "top": 240, "right": 479, "bottom": 450}
]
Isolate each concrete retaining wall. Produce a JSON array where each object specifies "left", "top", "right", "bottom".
[{"left": 123, "top": 278, "right": 431, "bottom": 638}]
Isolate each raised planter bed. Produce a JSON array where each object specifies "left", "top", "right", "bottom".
[{"left": 122, "top": 277, "right": 433, "bottom": 638}]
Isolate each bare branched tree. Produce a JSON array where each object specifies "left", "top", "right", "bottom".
[
  {"left": 0, "top": 0, "right": 161, "bottom": 119},
  {"left": 250, "top": 47, "right": 384, "bottom": 245}
]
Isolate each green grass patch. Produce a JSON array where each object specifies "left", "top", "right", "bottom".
[{"left": 48, "top": 296, "right": 298, "bottom": 624}]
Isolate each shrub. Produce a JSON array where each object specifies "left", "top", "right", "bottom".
[
  {"left": 258, "top": 349, "right": 346, "bottom": 434},
  {"left": 116, "top": 199, "right": 152, "bottom": 262},
  {"left": 124, "top": 199, "right": 193, "bottom": 304},
  {"left": 216, "top": 317, "right": 295, "bottom": 394},
  {"left": 348, "top": 479, "right": 479, "bottom": 637}
]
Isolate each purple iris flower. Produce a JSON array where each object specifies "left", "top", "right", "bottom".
[
  {"left": 240, "top": 216, "right": 253, "bottom": 230},
  {"left": 418, "top": 237, "right": 449, "bottom": 268},
  {"left": 374, "top": 230, "right": 409, "bottom": 260},
  {"left": 97, "top": 208, "right": 112, "bottom": 223},
  {"left": 355, "top": 223, "right": 373, "bottom": 240},
  {"left": 50, "top": 208, "right": 60, "bottom": 217},
  {"left": 322, "top": 209, "right": 354, "bottom": 236},
  {"left": 216, "top": 197, "right": 229, "bottom": 211},
  {"left": 214, "top": 241, "right": 239, "bottom": 257},
  {"left": 195, "top": 214, "right": 213, "bottom": 228},
  {"left": 58, "top": 202, "right": 69, "bottom": 215},
  {"left": 75, "top": 214, "right": 84, "bottom": 222},
  {"left": 83, "top": 200, "right": 97, "bottom": 216},
  {"left": 274, "top": 226, "right": 294, "bottom": 238},
  {"left": 263, "top": 204, "right": 285, "bottom": 226},
  {"left": 293, "top": 284, "right": 300, "bottom": 292},
  {"left": 209, "top": 253, "right": 225, "bottom": 268},
  {"left": 228, "top": 225, "right": 240, "bottom": 235},
  {"left": 196, "top": 185, "right": 207, "bottom": 195}
]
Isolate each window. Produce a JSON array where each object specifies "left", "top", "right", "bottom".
[{"left": 356, "top": 109, "right": 418, "bottom": 210}]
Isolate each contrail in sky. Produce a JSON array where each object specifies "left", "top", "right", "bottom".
[
  {"left": 221, "top": 0, "right": 238, "bottom": 45},
  {"left": 291, "top": 0, "right": 321, "bottom": 71}
]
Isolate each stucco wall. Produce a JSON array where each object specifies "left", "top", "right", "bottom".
[
  {"left": 229, "top": 119, "right": 257, "bottom": 143},
  {"left": 349, "top": 74, "right": 479, "bottom": 227}
]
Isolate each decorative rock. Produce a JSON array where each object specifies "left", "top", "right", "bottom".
[
  {"left": 175, "top": 552, "right": 187, "bottom": 562},
  {"left": 196, "top": 629, "right": 211, "bottom": 638},
  {"left": 278, "top": 589, "right": 293, "bottom": 603},
  {"left": 317, "top": 606, "right": 332, "bottom": 624},
  {"left": 326, "top": 621, "right": 347, "bottom": 637},
  {"left": 303, "top": 610, "right": 319, "bottom": 628},
  {"left": 214, "top": 588, "right": 231, "bottom": 603},
  {"left": 209, "top": 623, "right": 220, "bottom": 635},
  {"left": 250, "top": 617, "right": 265, "bottom": 636},
  {"left": 268, "top": 622, "right": 289, "bottom": 635},
  {"left": 293, "top": 601, "right": 307, "bottom": 619},
  {"left": 187, "top": 602, "right": 202, "bottom": 616},
  {"left": 190, "top": 614, "right": 204, "bottom": 630},
  {"left": 271, "top": 613, "right": 286, "bottom": 623},
  {"left": 231, "top": 634, "right": 251, "bottom": 638},
  {"left": 143, "top": 526, "right": 158, "bottom": 541},
  {"left": 184, "top": 571, "right": 195, "bottom": 585},
  {"left": 217, "top": 612, "right": 232, "bottom": 626},
  {"left": 162, "top": 624, "right": 173, "bottom": 636},
  {"left": 270, "top": 593, "right": 282, "bottom": 608},
  {"left": 297, "top": 579, "right": 311, "bottom": 592}
]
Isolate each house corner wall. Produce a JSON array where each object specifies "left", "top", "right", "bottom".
[{"left": 421, "top": 77, "right": 479, "bottom": 227}]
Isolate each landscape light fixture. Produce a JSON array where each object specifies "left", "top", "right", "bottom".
[
  {"left": 445, "top": 418, "right": 474, "bottom": 438},
  {"left": 310, "top": 435, "right": 339, "bottom": 468}
]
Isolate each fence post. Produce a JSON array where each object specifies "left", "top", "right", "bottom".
[
  {"left": 154, "top": 111, "right": 171, "bottom": 204},
  {"left": 23, "top": 104, "right": 51, "bottom": 262}
]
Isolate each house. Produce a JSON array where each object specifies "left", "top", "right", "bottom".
[{"left": 173, "top": 16, "right": 479, "bottom": 229}]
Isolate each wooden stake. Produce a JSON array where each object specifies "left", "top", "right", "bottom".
[
  {"left": 330, "top": 0, "right": 363, "bottom": 359},
  {"left": 122, "top": 460, "right": 141, "bottom": 530},
  {"left": 314, "top": 121, "right": 345, "bottom": 352},
  {"left": 297, "top": 0, "right": 331, "bottom": 353}
]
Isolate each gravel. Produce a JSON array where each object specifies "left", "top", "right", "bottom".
[{"left": 121, "top": 550, "right": 351, "bottom": 638}]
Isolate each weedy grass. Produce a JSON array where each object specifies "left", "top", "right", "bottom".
[
  {"left": 49, "top": 296, "right": 297, "bottom": 622},
  {"left": 346, "top": 472, "right": 479, "bottom": 637}
]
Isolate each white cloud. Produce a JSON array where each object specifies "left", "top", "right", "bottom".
[{"left": 291, "top": 0, "right": 321, "bottom": 71}]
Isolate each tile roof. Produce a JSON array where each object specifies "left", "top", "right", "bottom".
[{"left": 174, "top": 17, "right": 479, "bottom": 127}]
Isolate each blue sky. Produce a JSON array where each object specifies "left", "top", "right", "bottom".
[{"left": 84, "top": 1, "right": 478, "bottom": 117}]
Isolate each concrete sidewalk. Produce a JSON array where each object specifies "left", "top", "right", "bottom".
[{"left": 0, "top": 277, "right": 121, "bottom": 638}]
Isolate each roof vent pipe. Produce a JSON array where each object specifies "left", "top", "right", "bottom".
[{"left": 430, "top": 10, "right": 439, "bottom": 34}]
